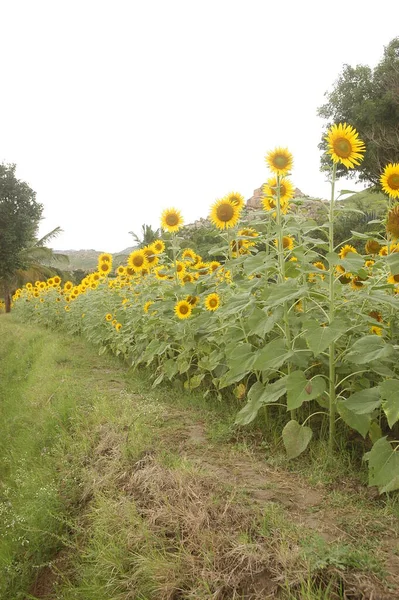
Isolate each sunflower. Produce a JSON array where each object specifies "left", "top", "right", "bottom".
[
  {"left": 92, "top": 272, "right": 101, "bottom": 282},
  {"left": 325, "top": 123, "right": 365, "bottom": 169},
  {"left": 154, "top": 266, "right": 169, "bottom": 280},
  {"left": 238, "top": 228, "right": 258, "bottom": 245},
  {"left": 174, "top": 300, "right": 192, "bottom": 319},
  {"left": 308, "top": 261, "right": 326, "bottom": 282},
  {"left": 181, "top": 272, "right": 194, "bottom": 284},
  {"left": 350, "top": 276, "right": 364, "bottom": 290},
  {"left": 210, "top": 198, "right": 240, "bottom": 230},
  {"left": 205, "top": 292, "right": 220, "bottom": 311},
  {"left": 64, "top": 281, "right": 73, "bottom": 292},
  {"left": 161, "top": 208, "right": 183, "bottom": 232},
  {"left": 274, "top": 235, "right": 294, "bottom": 251},
  {"left": 262, "top": 195, "right": 290, "bottom": 216},
  {"left": 175, "top": 261, "right": 186, "bottom": 276},
  {"left": 365, "top": 260, "right": 375, "bottom": 269},
  {"left": 186, "top": 295, "right": 199, "bottom": 306},
  {"left": 208, "top": 261, "right": 221, "bottom": 273},
  {"left": 265, "top": 147, "right": 293, "bottom": 176},
  {"left": 128, "top": 249, "right": 149, "bottom": 273},
  {"left": 116, "top": 265, "right": 126, "bottom": 276},
  {"left": 64, "top": 305, "right": 70, "bottom": 312},
  {"left": 105, "top": 313, "right": 113, "bottom": 322},
  {"left": 115, "top": 323, "right": 122, "bottom": 332},
  {"left": 153, "top": 239, "right": 165, "bottom": 254},
  {"left": 339, "top": 244, "right": 357, "bottom": 259},
  {"left": 386, "top": 205, "right": 399, "bottom": 239},
  {"left": 262, "top": 177, "right": 295, "bottom": 205},
  {"left": 98, "top": 261, "right": 112, "bottom": 275},
  {"left": 388, "top": 273, "right": 399, "bottom": 285},
  {"left": 143, "top": 245, "right": 159, "bottom": 268},
  {"left": 99, "top": 253, "right": 112, "bottom": 264},
  {"left": 365, "top": 239, "right": 381, "bottom": 255},
  {"left": 47, "top": 278, "right": 54, "bottom": 286},
  {"left": 369, "top": 310, "right": 383, "bottom": 323},
  {"left": 294, "top": 300, "right": 304, "bottom": 313},
  {"left": 335, "top": 265, "right": 351, "bottom": 284},
  {"left": 225, "top": 191, "right": 245, "bottom": 211},
  {"left": 381, "top": 163, "right": 399, "bottom": 199},
  {"left": 370, "top": 325, "right": 383, "bottom": 336},
  {"left": 182, "top": 248, "right": 196, "bottom": 261},
  {"left": 143, "top": 300, "right": 154, "bottom": 313}
]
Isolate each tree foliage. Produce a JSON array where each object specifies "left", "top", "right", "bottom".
[{"left": 318, "top": 37, "right": 399, "bottom": 185}]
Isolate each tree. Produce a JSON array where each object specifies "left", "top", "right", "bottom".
[
  {"left": 128, "top": 223, "right": 161, "bottom": 248},
  {"left": 0, "top": 164, "right": 65, "bottom": 312},
  {"left": 318, "top": 37, "right": 399, "bottom": 186}
]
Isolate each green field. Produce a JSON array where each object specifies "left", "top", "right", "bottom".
[{"left": 1, "top": 314, "right": 398, "bottom": 600}]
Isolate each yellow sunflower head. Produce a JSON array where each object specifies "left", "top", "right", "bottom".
[
  {"left": 274, "top": 235, "right": 294, "bottom": 251},
  {"left": 143, "top": 300, "right": 154, "bottom": 313},
  {"left": 143, "top": 245, "right": 159, "bottom": 268},
  {"left": 387, "top": 273, "right": 399, "bottom": 286},
  {"left": 350, "top": 276, "right": 365, "bottom": 290},
  {"left": 99, "top": 252, "right": 112, "bottom": 264},
  {"left": 339, "top": 244, "right": 357, "bottom": 259},
  {"left": 181, "top": 272, "right": 194, "bottom": 284},
  {"left": 128, "top": 249, "right": 149, "bottom": 272},
  {"left": 210, "top": 198, "right": 240, "bottom": 230},
  {"left": 261, "top": 195, "right": 289, "bottom": 216},
  {"left": 225, "top": 191, "right": 245, "bottom": 211},
  {"left": 116, "top": 265, "right": 126, "bottom": 276},
  {"left": 152, "top": 239, "right": 165, "bottom": 254},
  {"left": 161, "top": 208, "right": 183, "bottom": 233},
  {"left": 370, "top": 325, "right": 383, "bottom": 336},
  {"left": 386, "top": 205, "right": 399, "bottom": 240},
  {"left": 208, "top": 261, "right": 221, "bottom": 273},
  {"left": 186, "top": 295, "right": 199, "bottom": 306},
  {"left": 262, "top": 177, "right": 295, "bottom": 204},
  {"left": 205, "top": 292, "right": 220, "bottom": 311},
  {"left": 182, "top": 248, "right": 196, "bottom": 261},
  {"left": 64, "top": 281, "right": 73, "bottom": 292},
  {"left": 369, "top": 310, "right": 383, "bottom": 323},
  {"left": 265, "top": 147, "right": 293, "bottom": 176},
  {"left": 365, "top": 239, "right": 381, "bottom": 255},
  {"left": 381, "top": 163, "right": 399, "bottom": 199},
  {"left": 99, "top": 261, "right": 112, "bottom": 275},
  {"left": 174, "top": 300, "right": 192, "bottom": 319},
  {"left": 325, "top": 123, "right": 365, "bottom": 169}
]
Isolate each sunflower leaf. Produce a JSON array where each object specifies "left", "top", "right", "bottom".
[
  {"left": 346, "top": 336, "right": 394, "bottom": 364},
  {"left": 364, "top": 437, "right": 399, "bottom": 493},
  {"left": 380, "top": 380, "right": 399, "bottom": 428},
  {"left": 235, "top": 377, "right": 288, "bottom": 426},
  {"left": 286, "top": 371, "right": 326, "bottom": 411},
  {"left": 344, "top": 387, "right": 381, "bottom": 415},
  {"left": 303, "top": 319, "right": 347, "bottom": 356},
  {"left": 336, "top": 402, "right": 371, "bottom": 438},
  {"left": 386, "top": 253, "right": 399, "bottom": 276},
  {"left": 282, "top": 420, "right": 313, "bottom": 459}
]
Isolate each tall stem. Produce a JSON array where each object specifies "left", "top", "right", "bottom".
[
  {"left": 328, "top": 163, "right": 337, "bottom": 456},
  {"left": 275, "top": 177, "right": 294, "bottom": 419}
]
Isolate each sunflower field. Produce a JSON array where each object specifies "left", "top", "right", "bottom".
[{"left": 12, "top": 125, "right": 399, "bottom": 492}]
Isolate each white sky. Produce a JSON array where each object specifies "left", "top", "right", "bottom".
[{"left": 1, "top": 1, "right": 398, "bottom": 252}]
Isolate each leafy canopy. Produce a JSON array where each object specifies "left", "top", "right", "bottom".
[
  {"left": 318, "top": 37, "right": 399, "bottom": 185},
  {"left": 0, "top": 163, "right": 43, "bottom": 281}
]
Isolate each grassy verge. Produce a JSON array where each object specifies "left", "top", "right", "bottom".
[{"left": 0, "top": 314, "right": 398, "bottom": 600}]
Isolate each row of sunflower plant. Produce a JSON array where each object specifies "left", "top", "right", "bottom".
[{"left": 12, "top": 125, "right": 399, "bottom": 492}]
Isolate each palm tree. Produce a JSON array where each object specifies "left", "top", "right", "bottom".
[
  {"left": 2, "top": 227, "right": 69, "bottom": 312},
  {"left": 128, "top": 224, "right": 161, "bottom": 248}
]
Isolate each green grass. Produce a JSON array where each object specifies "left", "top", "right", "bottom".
[{"left": 1, "top": 314, "right": 398, "bottom": 600}]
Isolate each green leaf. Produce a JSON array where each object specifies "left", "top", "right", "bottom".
[
  {"left": 369, "top": 421, "right": 383, "bottom": 444},
  {"left": 286, "top": 371, "right": 327, "bottom": 411},
  {"left": 220, "top": 343, "right": 256, "bottom": 387},
  {"left": 246, "top": 305, "right": 283, "bottom": 338},
  {"left": 243, "top": 251, "right": 274, "bottom": 276},
  {"left": 387, "top": 253, "right": 399, "bottom": 276},
  {"left": 344, "top": 387, "right": 381, "bottom": 415},
  {"left": 364, "top": 437, "right": 399, "bottom": 493},
  {"left": 253, "top": 339, "right": 293, "bottom": 371},
  {"left": 337, "top": 189, "right": 358, "bottom": 197},
  {"left": 326, "top": 252, "right": 340, "bottom": 266},
  {"left": 164, "top": 358, "right": 178, "bottom": 380},
  {"left": 341, "top": 252, "right": 365, "bottom": 274},
  {"left": 380, "top": 380, "right": 399, "bottom": 428},
  {"left": 184, "top": 373, "right": 204, "bottom": 390},
  {"left": 235, "top": 377, "right": 288, "bottom": 426},
  {"left": 336, "top": 402, "right": 371, "bottom": 438},
  {"left": 304, "top": 319, "right": 347, "bottom": 356},
  {"left": 282, "top": 420, "right": 313, "bottom": 459},
  {"left": 346, "top": 336, "right": 394, "bottom": 365},
  {"left": 262, "top": 280, "right": 305, "bottom": 307}
]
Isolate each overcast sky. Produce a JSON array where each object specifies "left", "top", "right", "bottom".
[{"left": 1, "top": 1, "right": 398, "bottom": 252}]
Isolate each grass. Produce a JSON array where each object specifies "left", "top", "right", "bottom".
[{"left": 0, "top": 313, "right": 398, "bottom": 599}]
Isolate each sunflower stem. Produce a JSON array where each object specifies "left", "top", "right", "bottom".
[
  {"left": 328, "top": 162, "right": 337, "bottom": 458},
  {"left": 171, "top": 233, "right": 178, "bottom": 284},
  {"left": 275, "top": 175, "right": 294, "bottom": 420}
]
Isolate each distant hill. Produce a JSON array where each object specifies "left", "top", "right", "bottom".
[{"left": 53, "top": 248, "right": 136, "bottom": 272}]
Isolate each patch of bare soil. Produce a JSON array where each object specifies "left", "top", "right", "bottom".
[{"left": 26, "top": 550, "right": 70, "bottom": 599}]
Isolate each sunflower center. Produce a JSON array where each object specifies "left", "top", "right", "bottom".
[
  {"left": 333, "top": 137, "right": 352, "bottom": 158},
  {"left": 387, "top": 174, "right": 399, "bottom": 190},
  {"left": 133, "top": 255, "right": 144, "bottom": 267},
  {"left": 209, "top": 298, "right": 217, "bottom": 308},
  {"left": 166, "top": 213, "right": 179, "bottom": 226},
  {"left": 179, "top": 304, "right": 189, "bottom": 315},
  {"left": 216, "top": 203, "right": 234, "bottom": 222},
  {"left": 273, "top": 155, "right": 289, "bottom": 169},
  {"left": 394, "top": 274, "right": 399, "bottom": 283}
]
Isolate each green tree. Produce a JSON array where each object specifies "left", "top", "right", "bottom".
[
  {"left": 0, "top": 164, "right": 65, "bottom": 312},
  {"left": 318, "top": 37, "right": 399, "bottom": 185}
]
